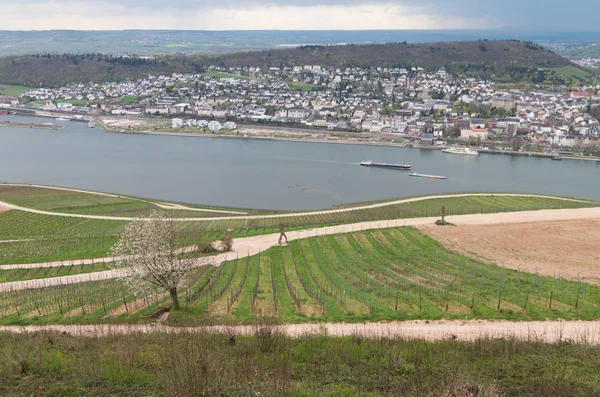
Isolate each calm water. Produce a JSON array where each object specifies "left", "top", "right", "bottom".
[{"left": 0, "top": 115, "right": 598, "bottom": 210}]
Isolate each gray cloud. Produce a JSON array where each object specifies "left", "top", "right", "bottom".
[{"left": 0, "top": 0, "right": 598, "bottom": 29}]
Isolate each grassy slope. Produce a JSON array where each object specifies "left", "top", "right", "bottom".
[
  {"left": 2, "top": 227, "right": 600, "bottom": 325},
  {"left": 0, "top": 185, "right": 264, "bottom": 218},
  {"left": 0, "top": 84, "right": 34, "bottom": 96},
  {"left": 2, "top": 331, "right": 599, "bottom": 396},
  {"left": 547, "top": 65, "right": 592, "bottom": 80},
  {"left": 0, "top": 40, "right": 585, "bottom": 87},
  {"left": 0, "top": 189, "right": 596, "bottom": 264}
]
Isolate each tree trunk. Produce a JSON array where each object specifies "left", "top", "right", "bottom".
[{"left": 169, "top": 287, "right": 181, "bottom": 311}]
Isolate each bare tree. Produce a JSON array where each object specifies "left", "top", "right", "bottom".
[{"left": 109, "top": 210, "right": 202, "bottom": 310}]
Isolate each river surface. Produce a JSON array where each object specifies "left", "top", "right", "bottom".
[{"left": 0, "top": 115, "right": 598, "bottom": 210}]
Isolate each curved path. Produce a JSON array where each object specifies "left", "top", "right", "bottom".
[
  {"left": 2, "top": 206, "right": 600, "bottom": 292},
  {"left": 0, "top": 320, "right": 599, "bottom": 344},
  {"left": 0, "top": 189, "right": 594, "bottom": 222},
  {"left": 0, "top": 183, "right": 247, "bottom": 215}
]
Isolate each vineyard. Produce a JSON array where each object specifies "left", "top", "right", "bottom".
[
  {"left": 0, "top": 262, "right": 110, "bottom": 283},
  {"left": 0, "top": 193, "right": 597, "bottom": 264},
  {"left": 0, "top": 185, "right": 263, "bottom": 218},
  {"left": 1, "top": 227, "right": 599, "bottom": 325}
]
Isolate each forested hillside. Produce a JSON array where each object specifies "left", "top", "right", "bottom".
[{"left": 0, "top": 40, "right": 588, "bottom": 87}]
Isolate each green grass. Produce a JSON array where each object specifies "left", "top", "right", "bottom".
[
  {"left": 119, "top": 95, "right": 137, "bottom": 105},
  {"left": 2, "top": 227, "right": 600, "bottom": 325},
  {"left": 0, "top": 185, "right": 269, "bottom": 218},
  {"left": 53, "top": 99, "right": 89, "bottom": 106},
  {"left": 0, "top": 84, "right": 33, "bottom": 96},
  {"left": 547, "top": 65, "right": 592, "bottom": 81},
  {"left": 2, "top": 330, "right": 600, "bottom": 396},
  {"left": 0, "top": 187, "right": 597, "bottom": 264},
  {"left": 0, "top": 262, "right": 110, "bottom": 283},
  {"left": 290, "top": 82, "right": 313, "bottom": 92}
]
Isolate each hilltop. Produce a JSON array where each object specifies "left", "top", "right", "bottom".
[{"left": 0, "top": 40, "right": 589, "bottom": 87}]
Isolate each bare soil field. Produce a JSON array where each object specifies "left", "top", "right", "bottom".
[{"left": 421, "top": 219, "right": 600, "bottom": 283}]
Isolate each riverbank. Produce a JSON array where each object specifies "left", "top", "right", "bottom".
[
  {"left": 7, "top": 109, "right": 600, "bottom": 161},
  {"left": 95, "top": 117, "right": 412, "bottom": 148},
  {"left": 0, "top": 120, "right": 63, "bottom": 130}
]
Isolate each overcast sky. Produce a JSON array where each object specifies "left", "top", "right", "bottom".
[{"left": 0, "top": 0, "right": 596, "bottom": 30}]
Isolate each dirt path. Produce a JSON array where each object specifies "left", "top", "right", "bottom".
[
  {"left": 154, "top": 201, "right": 246, "bottom": 214},
  {"left": 0, "top": 320, "right": 599, "bottom": 344},
  {"left": 1, "top": 183, "right": 246, "bottom": 215},
  {"left": 421, "top": 218, "right": 600, "bottom": 283},
  {"left": 0, "top": 187, "right": 594, "bottom": 222},
  {"left": 2, "top": 206, "right": 600, "bottom": 292}
]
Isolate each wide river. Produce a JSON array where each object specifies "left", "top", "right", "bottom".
[{"left": 0, "top": 114, "right": 598, "bottom": 210}]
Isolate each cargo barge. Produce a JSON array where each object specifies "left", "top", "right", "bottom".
[
  {"left": 409, "top": 172, "right": 447, "bottom": 180},
  {"left": 360, "top": 161, "right": 411, "bottom": 170}
]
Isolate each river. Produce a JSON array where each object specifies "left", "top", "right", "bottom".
[{"left": 0, "top": 114, "right": 598, "bottom": 210}]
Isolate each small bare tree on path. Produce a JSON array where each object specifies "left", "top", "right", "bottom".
[{"left": 110, "top": 210, "right": 200, "bottom": 310}]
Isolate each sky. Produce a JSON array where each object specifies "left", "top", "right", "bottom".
[{"left": 0, "top": 0, "right": 597, "bottom": 31}]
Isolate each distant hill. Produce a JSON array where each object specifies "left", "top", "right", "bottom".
[{"left": 0, "top": 40, "right": 589, "bottom": 88}]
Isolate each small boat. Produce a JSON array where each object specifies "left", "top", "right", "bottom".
[
  {"left": 88, "top": 120, "right": 96, "bottom": 128},
  {"left": 360, "top": 161, "right": 412, "bottom": 170},
  {"left": 55, "top": 117, "right": 68, "bottom": 121},
  {"left": 442, "top": 147, "right": 479, "bottom": 155},
  {"left": 552, "top": 154, "right": 562, "bottom": 161},
  {"left": 409, "top": 172, "right": 447, "bottom": 180}
]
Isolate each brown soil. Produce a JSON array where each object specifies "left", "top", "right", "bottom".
[
  {"left": 0, "top": 203, "right": 9, "bottom": 213},
  {"left": 420, "top": 219, "right": 600, "bottom": 284}
]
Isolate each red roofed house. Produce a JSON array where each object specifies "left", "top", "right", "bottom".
[{"left": 570, "top": 91, "right": 593, "bottom": 99}]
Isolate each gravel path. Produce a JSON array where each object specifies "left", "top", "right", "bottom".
[
  {"left": 2, "top": 206, "right": 600, "bottom": 292},
  {"left": 1, "top": 183, "right": 246, "bottom": 215},
  {"left": 0, "top": 320, "right": 599, "bottom": 344}
]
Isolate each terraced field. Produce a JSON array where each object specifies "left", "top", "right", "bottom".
[
  {"left": 0, "top": 185, "right": 255, "bottom": 218},
  {"left": 1, "top": 228, "right": 598, "bottom": 325},
  {"left": 0, "top": 191, "right": 597, "bottom": 264}
]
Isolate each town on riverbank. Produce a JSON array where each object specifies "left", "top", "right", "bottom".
[{"left": 1, "top": 60, "right": 599, "bottom": 160}]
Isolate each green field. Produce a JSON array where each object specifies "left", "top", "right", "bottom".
[
  {"left": 1, "top": 227, "right": 598, "bottom": 325},
  {"left": 290, "top": 82, "right": 313, "bottom": 92},
  {"left": 547, "top": 65, "right": 592, "bottom": 81},
  {"left": 0, "top": 185, "right": 597, "bottom": 264},
  {"left": 0, "top": 185, "right": 255, "bottom": 218},
  {"left": 0, "top": 84, "right": 33, "bottom": 96},
  {"left": 118, "top": 95, "right": 137, "bottom": 105},
  {"left": 2, "top": 329, "right": 600, "bottom": 396}
]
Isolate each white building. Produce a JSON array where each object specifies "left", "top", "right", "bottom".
[
  {"left": 208, "top": 120, "right": 222, "bottom": 132},
  {"left": 460, "top": 127, "right": 488, "bottom": 140}
]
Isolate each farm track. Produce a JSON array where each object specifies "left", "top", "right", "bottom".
[
  {"left": 0, "top": 183, "right": 246, "bottom": 215},
  {"left": 1, "top": 320, "right": 600, "bottom": 345},
  {"left": 2, "top": 206, "right": 600, "bottom": 291},
  {"left": 0, "top": 191, "right": 594, "bottom": 222}
]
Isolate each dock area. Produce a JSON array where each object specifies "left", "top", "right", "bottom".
[{"left": 0, "top": 121, "right": 63, "bottom": 130}]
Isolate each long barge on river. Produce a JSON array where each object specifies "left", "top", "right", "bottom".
[
  {"left": 409, "top": 172, "right": 447, "bottom": 180},
  {"left": 360, "top": 161, "right": 411, "bottom": 170}
]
